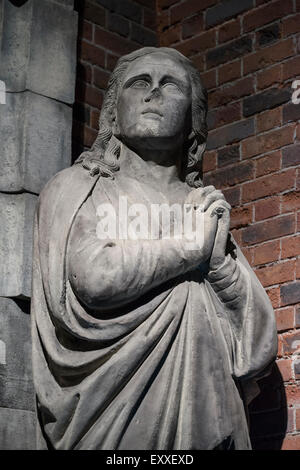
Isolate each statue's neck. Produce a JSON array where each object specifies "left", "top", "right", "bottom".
[{"left": 118, "top": 143, "right": 182, "bottom": 187}]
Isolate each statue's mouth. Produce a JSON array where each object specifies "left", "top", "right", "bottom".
[{"left": 142, "top": 108, "right": 163, "bottom": 117}]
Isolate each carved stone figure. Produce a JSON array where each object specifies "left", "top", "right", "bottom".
[{"left": 31, "top": 47, "right": 278, "bottom": 450}]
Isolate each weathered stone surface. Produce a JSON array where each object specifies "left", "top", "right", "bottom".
[
  {"left": 0, "top": 407, "right": 36, "bottom": 450},
  {"left": 0, "top": 0, "right": 77, "bottom": 103},
  {"left": 0, "top": 193, "right": 37, "bottom": 298},
  {"left": 0, "top": 91, "right": 72, "bottom": 193},
  {"left": 0, "top": 297, "right": 34, "bottom": 412}
]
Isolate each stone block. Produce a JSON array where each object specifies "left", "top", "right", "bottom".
[
  {"left": 0, "top": 0, "right": 78, "bottom": 103},
  {"left": 0, "top": 407, "right": 36, "bottom": 449},
  {"left": 0, "top": 297, "right": 34, "bottom": 412},
  {"left": 0, "top": 193, "right": 37, "bottom": 298},
  {"left": 0, "top": 91, "right": 72, "bottom": 193}
]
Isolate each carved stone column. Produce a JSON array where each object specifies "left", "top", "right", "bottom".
[{"left": 0, "top": 0, "right": 77, "bottom": 449}]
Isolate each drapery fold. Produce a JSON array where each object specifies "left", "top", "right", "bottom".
[{"left": 31, "top": 163, "right": 277, "bottom": 450}]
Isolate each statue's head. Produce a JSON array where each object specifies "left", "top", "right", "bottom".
[{"left": 76, "top": 47, "right": 207, "bottom": 188}]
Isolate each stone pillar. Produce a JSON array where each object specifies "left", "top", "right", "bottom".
[{"left": 0, "top": 0, "right": 77, "bottom": 449}]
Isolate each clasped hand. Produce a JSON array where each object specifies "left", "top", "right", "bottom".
[{"left": 184, "top": 185, "right": 231, "bottom": 270}]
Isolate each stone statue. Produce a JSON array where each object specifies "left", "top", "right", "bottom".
[{"left": 31, "top": 47, "right": 278, "bottom": 450}]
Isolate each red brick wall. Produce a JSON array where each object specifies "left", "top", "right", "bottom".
[
  {"left": 73, "top": 0, "right": 300, "bottom": 450},
  {"left": 158, "top": 0, "right": 300, "bottom": 450},
  {"left": 72, "top": 0, "right": 157, "bottom": 159}
]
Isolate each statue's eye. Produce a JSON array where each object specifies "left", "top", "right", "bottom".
[
  {"left": 131, "top": 80, "right": 149, "bottom": 88},
  {"left": 162, "top": 82, "right": 180, "bottom": 92}
]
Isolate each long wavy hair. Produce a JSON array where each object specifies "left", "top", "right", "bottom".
[{"left": 75, "top": 47, "right": 208, "bottom": 188}]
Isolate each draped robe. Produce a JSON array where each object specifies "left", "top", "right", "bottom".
[{"left": 31, "top": 149, "right": 277, "bottom": 450}]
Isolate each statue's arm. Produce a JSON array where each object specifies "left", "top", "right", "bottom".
[
  {"left": 67, "top": 197, "right": 209, "bottom": 310},
  {"left": 206, "top": 244, "right": 278, "bottom": 380}
]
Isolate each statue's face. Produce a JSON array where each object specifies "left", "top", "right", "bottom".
[{"left": 115, "top": 52, "right": 192, "bottom": 149}]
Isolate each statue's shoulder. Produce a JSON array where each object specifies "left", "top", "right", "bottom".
[{"left": 39, "top": 164, "right": 91, "bottom": 206}]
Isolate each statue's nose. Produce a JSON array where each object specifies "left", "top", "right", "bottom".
[{"left": 144, "top": 87, "right": 161, "bottom": 102}]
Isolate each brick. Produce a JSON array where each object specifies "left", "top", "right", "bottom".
[
  {"left": 281, "top": 282, "right": 300, "bottom": 306},
  {"left": 287, "top": 407, "right": 295, "bottom": 433},
  {"left": 131, "top": 23, "right": 157, "bottom": 46},
  {"left": 275, "top": 308, "right": 295, "bottom": 333},
  {"left": 206, "top": 0, "right": 253, "bottom": 28},
  {"left": 230, "top": 206, "right": 252, "bottom": 229},
  {"left": 135, "top": 0, "right": 156, "bottom": 8},
  {"left": 83, "top": 1, "right": 105, "bottom": 26},
  {"left": 255, "top": 260, "right": 295, "bottom": 287},
  {"left": 277, "top": 334, "right": 283, "bottom": 357},
  {"left": 79, "top": 20, "right": 93, "bottom": 42},
  {"left": 94, "top": 27, "right": 136, "bottom": 56},
  {"left": 202, "top": 150, "right": 217, "bottom": 173},
  {"left": 243, "top": 39, "right": 295, "bottom": 75},
  {"left": 282, "top": 191, "right": 300, "bottom": 213},
  {"left": 206, "top": 118, "right": 255, "bottom": 150},
  {"left": 282, "top": 56, "right": 300, "bottom": 81},
  {"left": 76, "top": 82, "right": 103, "bottom": 109},
  {"left": 218, "top": 60, "right": 241, "bottom": 86},
  {"left": 170, "top": 0, "right": 216, "bottom": 25},
  {"left": 282, "top": 144, "right": 300, "bottom": 168},
  {"left": 182, "top": 14, "right": 203, "bottom": 40},
  {"left": 257, "top": 64, "right": 282, "bottom": 91},
  {"left": 242, "top": 125, "right": 295, "bottom": 160},
  {"left": 242, "top": 169, "right": 296, "bottom": 202},
  {"left": 108, "top": 13, "right": 130, "bottom": 38},
  {"left": 283, "top": 331, "right": 300, "bottom": 355},
  {"left": 160, "top": 24, "right": 181, "bottom": 46},
  {"left": 241, "top": 247, "right": 253, "bottom": 264},
  {"left": 297, "top": 258, "right": 300, "bottom": 279},
  {"left": 206, "top": 36, "right": 252, "bottom": 68},
  {"left": 93, "top": 68, "right": 110, "bottom": 90},
  {"left": 253, "top": 240, "right": 280, "bottom": 265},
  {"left": 200, "top": 69, "right": 216, "bottom": 91},
  {"left": 73, "top": 121, "right": 97, "bottom": 148},
  {"left": 144, "top": 7, "right": 157, "bottom": 30},
  {"left": 218, "top": 144, "right": 240, "bottom": 168},
  {"left": 243, "top": 87, "right": 290, "bottom": 118},
  {"left": 257, "top": 23, "right": 280, "bottom": 48},
  {"left": 223, "top": 186, "right": 240, "bottom": 207},
  {"left": 255, "top": 197, "right": 280, "bottom": 222},
  {"left": 283, "top": 102, "right": 300, "bottom": 124},
  {"left": 266, "top": 286, "right": 280, "bottom": 309},
  {"left": 90, "top": 109, "right": 100, "bottom": 130},
  {"left": 97, "top": 0, "right": 142, "bottom": 23},
  {"left": 207, "top": 102, "right": 241, "bottom": 130},
  {"left": 282, "top": 13, "right": 300, "bottom": 37},
  {"left": 255, "top": 151, "right": 281, "bottom": 177},
  {"left": 277, "top": 358, "right": 293, "bottom": 380},
  {"left": 296, "top": 409, "right": 300, "bottom": 431},
  {"left": 282, "top": 434, "right": 300, "bottom": 450},
  {"left": 80, "top": 41, "right": 105, "bottom": 68},
  {"left": 191, "top": 54, "right": 205, "bottom": 72},
  {"left": 159, "top": 0, "right": 178, "bottom": 7},
  {"left": 77, "top": 62, "right": 92, "bottom": 83},
  {"left": 218, "top": 18, "right": 241, "bottom": 44},
  {"left": 282, "top": 235, "right": 300, "bottom": 259},
  {"left": 242, "top": 215, "right": 295, "bottom": 245},
  {"left": 204, "top": 160, "right": 254, "bottom": 187},
  {"left": 295, "top": 358, "right": 300, "bottom": 379},
  {"left": 176, "top": 30, "right": 216, "bottom": 57},
  {"left": 256, "top": 108, "right": 282, "bottom": 134},
  {"left": 209, "top": 77, "right": 254, "bottom": 108},
  {"left": 243, "top": 0, "right": 294, "bottom": 33},
  {"left": 106, "top": 52, "right": 119, "bottom": 71},
  {"left": 231, "top": 228, "right": 242, "bottom": 245}
]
